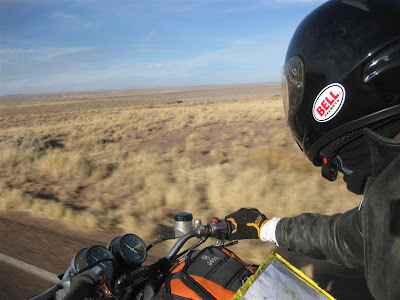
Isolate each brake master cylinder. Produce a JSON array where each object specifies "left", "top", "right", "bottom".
[{"left": 174, "top": 212, "right": 193, "bottom": 235}]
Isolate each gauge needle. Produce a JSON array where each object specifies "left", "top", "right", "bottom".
[
  {"left": 125, "top": 244, "right": 138, "bottom": 253},
  {"left": 89, "top": 254, "right": 98, "bottom": 261},
  {"left": 90, "top": 254, "right": 106, "bottom": 268}
]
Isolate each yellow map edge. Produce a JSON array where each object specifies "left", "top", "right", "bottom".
[{"left": 232, "top": 252, "right": 336, "bottom": 300}]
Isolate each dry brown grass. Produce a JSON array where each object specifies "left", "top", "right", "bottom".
[{"left": 0, "top": 88, "right": 360, "bottom": 263}]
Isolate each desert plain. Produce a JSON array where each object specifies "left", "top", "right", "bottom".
[{"left": 0, "top": 83, "right": 370, "bottom": 299}]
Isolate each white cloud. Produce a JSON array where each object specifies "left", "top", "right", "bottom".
[
  {"left": 50, "top": 10, "right": 94, "bottom": 28},
  {"left": 1, "top": 46, "right": 93, "bottom": 59},
  {"left": 48, "top": 39, "right": 281, "bottom": 89},
  {"left": 272, "top": 0, "right": 326, "bottom": 3},
  {"left": 1, "top": 39, "right": 285, "bottom": 95},
  {"left": 37, "top": 47, "right": 94, "bottom": 62},
  {"left": 51, "top": 11, "right": 76, "bottom": 20},
  {"left": 0, "top": 48, "right": 36, "bottom": 55}
]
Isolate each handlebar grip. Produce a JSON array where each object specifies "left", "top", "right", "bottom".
[
  {"left": 225, "top": 219, "right": 235, "bottom": 233},
  {"left": 63, "top": 274, "right": 98, "bottom": 300},
  {"left": 208, "top": 219, "right": 231, "bottom": 240}
]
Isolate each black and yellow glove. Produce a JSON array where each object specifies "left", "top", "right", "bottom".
[{"left": 225, "top": 208, "right": 269, "bottom": 240}]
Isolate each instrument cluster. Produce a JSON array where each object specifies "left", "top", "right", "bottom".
[{"left": 69, "top": 233, "right": 147, "bottom": 282}]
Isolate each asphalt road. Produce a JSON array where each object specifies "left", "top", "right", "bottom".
[{"left": 0, "top": 211, "right": 124, "bottom": 299}]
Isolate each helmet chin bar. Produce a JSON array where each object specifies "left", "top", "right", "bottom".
[{"left": 311, "top": 107, "right": 400, "bottom": 166}]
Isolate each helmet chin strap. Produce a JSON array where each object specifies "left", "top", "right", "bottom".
[
  {"left": 321, "top": 155, "right": 354, "bottom": 182},
  {"left": 321, "top": 156, "right": 338, "bottom": 181}
]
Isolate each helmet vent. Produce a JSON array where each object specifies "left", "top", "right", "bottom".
[
  {"left": 320, "top": 129, "right": 363, "bottom": 157},
  {"left": 320, "top": 115, "right": 400, "bottom": 158}
]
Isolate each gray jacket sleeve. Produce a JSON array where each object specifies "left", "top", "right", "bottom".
[{"left": 275, "top": 207, "right": 364, "bottom": 268}]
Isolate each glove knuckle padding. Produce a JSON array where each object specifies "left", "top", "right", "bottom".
[{"left": 226, "top": 208, "right": 268, "bottom": 240}]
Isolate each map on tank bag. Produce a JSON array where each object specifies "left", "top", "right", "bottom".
[{"left": 233, "top": 252, "right": 335, "bottom": 300}]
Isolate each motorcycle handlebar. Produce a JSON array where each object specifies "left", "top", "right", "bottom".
[
  {"left": 165, "top": 218, "right": 231, "bottom": 259},
  {"left": 28, "top": 278, "right": 70, "bottom": 300},
  {"left": 30, "top": 215, "right": 233, "bottom": 300},
  {"left": 207, "top": 218, "right": 231, "bottom": 240}
]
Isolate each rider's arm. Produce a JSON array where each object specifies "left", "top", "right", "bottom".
[{"left": 275, "top": 207, "right": 364, "bottom": 268}]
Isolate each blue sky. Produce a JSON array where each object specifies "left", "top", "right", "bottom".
[{"left": 0, "top": 0, "right": 327, "bottom": 96}]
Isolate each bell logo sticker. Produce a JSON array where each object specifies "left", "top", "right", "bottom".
[{"left": 312, "top": 83, "right": 346, "bottom": 122}]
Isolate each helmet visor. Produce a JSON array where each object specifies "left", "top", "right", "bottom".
[{"left": 281, "top": 56, "right": 304, "bottom": 120}]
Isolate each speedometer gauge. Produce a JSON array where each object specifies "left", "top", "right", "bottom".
[
  {"left": 108, "top": 234, "right": 147, "bottom": 266},
  {"left": 70, "top": 246, "right": 115, "bottom": 281}
]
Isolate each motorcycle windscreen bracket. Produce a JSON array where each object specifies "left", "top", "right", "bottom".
[{"left": 233, "top": 252, "right": 336, "bottom": 300}]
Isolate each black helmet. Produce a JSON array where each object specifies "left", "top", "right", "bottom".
[{"left": 282, "top": 0, "right": 400, "bottom": 166}]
